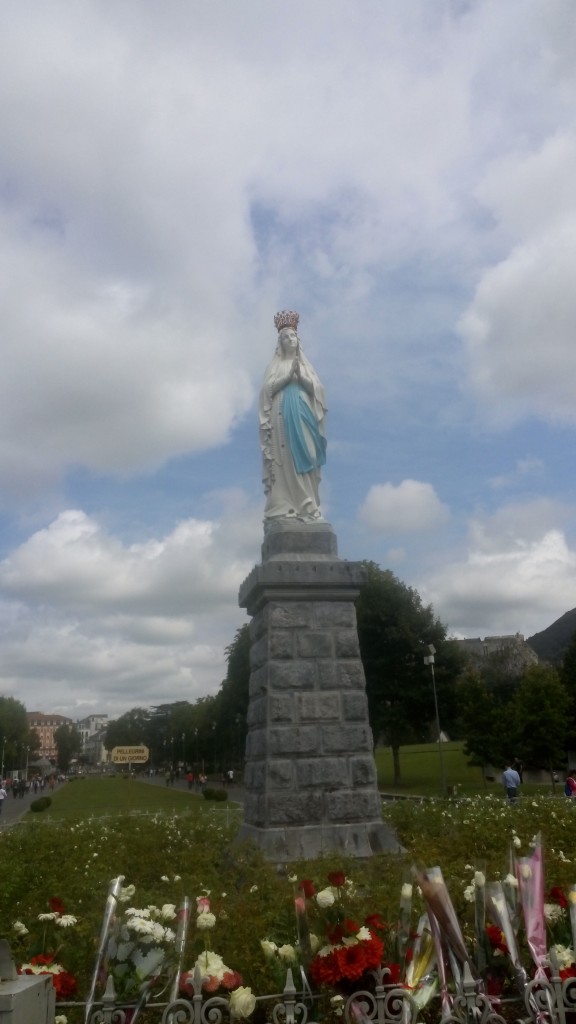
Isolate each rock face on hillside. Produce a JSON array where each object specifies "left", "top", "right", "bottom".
[{"left": 528, "top": 608, "right": 576, "bottom": 664}]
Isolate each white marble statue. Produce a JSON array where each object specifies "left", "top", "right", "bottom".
[{"left": 259, "top": 310, "right": 327, "bottom": 520}]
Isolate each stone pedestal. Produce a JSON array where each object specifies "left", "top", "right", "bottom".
[{"left": 237, "top": 521, "right": 400, "bottom": 860}]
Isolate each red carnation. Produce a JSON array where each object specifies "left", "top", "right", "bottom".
[
  {"left": 222, "top": 970, "right": 243, "bottom": 990},
  {"left": 310, "top": 950, "right": 343, "bottom": 986},
  {"left": 336, "top": 942, "right": 371, "bottom": 981},
  {"left": 52, "top": 971, "right": 77, "bottom": 999},
  {"left": 327, "top": 871, "right": 346, "bottom": 888},
  {"left": 299, "top": 879, "right": 316, "bottom": 898}
]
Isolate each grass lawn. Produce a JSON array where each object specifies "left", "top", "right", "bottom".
[
  {"left": 28, "top": 776, "right": 239, "bottom": 822},
  {"left": 374, "top": 741, "right": 557, "bottom": 797}
]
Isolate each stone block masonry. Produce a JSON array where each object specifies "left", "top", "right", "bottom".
[{"left": 237, "top": 520, "right": 401, "bottom": 860}]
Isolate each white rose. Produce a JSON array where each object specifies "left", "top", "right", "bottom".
[
  {"left": 401, "top": 883, "right": 413, "bottom": 899},
  {"left": 356, "top": 926, "right": 371, "bottom": 941},
  {"left": 316, "top": 887, "right": 336, "bottom": 908},
  {"left": 513, "top": 836, "right": 521, "bottom": 849},
  {"left": 277, "top": 944, "right": 297, "bottom": 963},
  {"left": 229, "top": 985, "right": 256, "bottom": 1018},
  {"left": 260, "top": 939, "right": 278, "bottom": 959},
  {"left": 504, "top": 873, "right": 518, "bottom": 888},
  {"left": 55, "top": 1016, "right": 68, "bottom": 1024},
  {"left": 520, "top": 864, "right": 532, "bottom": 880},
  {"left": 12, "top": 921, "right": 29, "bottom": 936},
  {"left": 196, "top": 912, "right": 216, "bottom": 930},
  {"left": 160, "top": 904, "right": 176, "bottom": 921},
  {"left": 474, "top": 871, "right": 486, "bottom": 888}
]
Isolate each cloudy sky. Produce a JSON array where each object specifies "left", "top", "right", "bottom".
[{"left": 1, "top": 0, "right": 575, "bottom": 721}]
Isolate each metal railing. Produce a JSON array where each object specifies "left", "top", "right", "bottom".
[{"left": 53, "top": 962, "right": 576, "bottom": 1024}]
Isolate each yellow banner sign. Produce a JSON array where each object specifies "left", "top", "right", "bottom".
[{"left": 111, "top": 745, "right": 149, "bottom": 764}]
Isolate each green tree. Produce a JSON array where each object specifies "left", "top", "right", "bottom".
[
  {"left": 54, "top": 723, "right": 81, "bottom": 772},
  {"left": 213, "top": 625, "right": 251, "bottom": 770},
  {"left": 507, "top": 665, "right": 567, "bottom": 772},
  {"left": 355, "top": 562, "right": 465, "bottom": 784},
  {"left": 456, "top": 669, "right": 503, "bottom": 771},
  {"left": 104, "top": 708, "right": 153, "bottom": 752},
  {"left": 0, "top": 696, "right": 39, "bottom": 775}
]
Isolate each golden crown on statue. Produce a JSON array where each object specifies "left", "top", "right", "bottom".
[{"left": 274, "top": 309, "right": 300, "bottom": 332}]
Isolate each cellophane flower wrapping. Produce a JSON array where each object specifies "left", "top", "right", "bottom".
[
  {"left": 403, "top": 913, "right": 437, "bottom": 1012},
  {"left": 515, "top": 836, "right": 547, "bottom": 978},
  {"left": 485, "top": 881, "right": 527, "bottom": 996},
  {"left": 413, "top": 865, "right": 473, "bottom": 1015}
]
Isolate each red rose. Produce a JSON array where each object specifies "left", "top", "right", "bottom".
[
  {"left": 299, "top": 879, "right": 316, "bottom": 898},
  {"left": 486, "top": 924, "right": 508, "bottom": 954},
  {"left": 327, "top": 871, "right": 346, "bottom": 888},
  {"left": 343, "top": 918, "right": 360, "bottom": 935},
  {"left": 49, "top": 897, "right": 66, "bottom": 915},
  {"left": 365, "top": 913, "right": 386, "bottom": 932},
  {"left": 547, "top": 887, "right": 568, "bottom": 909}
]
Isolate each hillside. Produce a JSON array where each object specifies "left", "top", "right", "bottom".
[{"left": 527, "top": 608, "right": 576, "bottom": 663}]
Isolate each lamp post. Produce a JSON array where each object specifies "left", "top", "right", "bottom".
[
  {"left": 0, "top": 736, "right": 4, "bottom": 780},
  {"left": 424, "top": 644, "right": 446, "bottom": 796},
  {"left": 194, "top": 728, "right": 199, "bottom": 770},
  {"left": 181, "top": 732, "right": 186, "bottom": 769},
  {"left": 212, "top": 722, "right": 217, "bottom": 778}
]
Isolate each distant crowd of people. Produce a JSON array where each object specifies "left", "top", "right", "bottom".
[
  {"left": 0, "top": 773, "right": 63, "bottom": 814},
  {"left": 144, "top": 770, "right": 236, "bottom": 790}
]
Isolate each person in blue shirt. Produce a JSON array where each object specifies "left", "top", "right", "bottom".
[{"left": 502, "top": 764, "right": 521, "bottom": 803}]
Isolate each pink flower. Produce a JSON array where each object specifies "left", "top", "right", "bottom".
[
  {"left": 294, "top": 897, "right": 306, "bottom": 916},
  {"left": 196, "top": 896, "right": 211, "bottom": 914}
]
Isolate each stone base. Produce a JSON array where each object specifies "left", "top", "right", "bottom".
[
  {"left": 237, "top": 819, "right": 403, "bottom": 861},
  {"left": 238, "top": 519, "right": 402, "bottom": 861}
]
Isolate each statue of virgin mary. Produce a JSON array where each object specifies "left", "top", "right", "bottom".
[{"left": 259, "top": 311, "right": 327, "bottom": 520}]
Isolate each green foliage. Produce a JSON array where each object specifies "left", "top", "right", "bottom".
[
  {"left": 0, "top": 695, "right": 40, "bottom": 773},
  {"left": 2, "top": 777, "right": 576, "bottom": 1019},
  {"left": 30, "top": 795, "right": 52, "bottom": 812},
  {"left": 355, "top": 562, "right": 465, "bottom": 780},
  {"left": 456, "top": 670, "right": 502, "bottom": 768},
  {"left": 54, "top": 723, "right": 82, "bottom": 772},
  {"left": 507, "top": 664, "right": 567, "bottom": 769},
  {"left": 202, "top": 787, "right": 228, "bottom": 801}
]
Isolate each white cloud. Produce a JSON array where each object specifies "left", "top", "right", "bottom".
[
  {"left": 421, "top": 501, "right": 576, "bottom": 638},
  {"left": 0, "top": 499, "right": 261, "bottom": 717},
  {"left": 358, "top": 480, "right": 450, "bottom": 534}
]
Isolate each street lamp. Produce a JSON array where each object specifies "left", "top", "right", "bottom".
[
  {"left": 423, "top": 644, "right": 446, "bottom": 796},
  {"left": 0, "top": 736, "right": 4, "bottom": 780},
  {"left": 211, "top": 722, "right": 217, "bottom": 777},
  {"left": 194, "top": 728, "right": 199, "bottom": 769},
  {"left": 181, "top": 732, "right": 186, "bottom": 768}
]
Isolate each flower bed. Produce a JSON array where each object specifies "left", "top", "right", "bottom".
[{"left": 2, "top": 794, "right": 576, "bottom": 1022}]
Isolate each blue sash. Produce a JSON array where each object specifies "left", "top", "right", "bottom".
[{"left": 282, "top": 383, "right": 326, "bottom": 474}]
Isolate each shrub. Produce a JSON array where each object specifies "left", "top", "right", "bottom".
[
  {"left": 202, "top": 787, "right": 228, "bottom": 801},
  {"left": 30, "top": 796, "right": 52, "bottom": 812}
]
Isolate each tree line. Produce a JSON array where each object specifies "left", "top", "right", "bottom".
[
  {"left": 103, "top": 562, "right": 576, "bottom": 780},
  {"left": 4, "top": 561, "right": 574, "bottom": 778}
]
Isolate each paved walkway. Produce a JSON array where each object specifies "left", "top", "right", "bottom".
[{"left": 0, "top": 782, "right": 62, "bottom": 828}]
